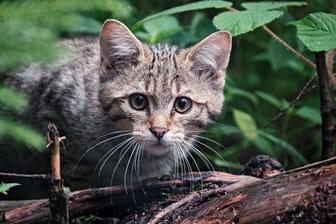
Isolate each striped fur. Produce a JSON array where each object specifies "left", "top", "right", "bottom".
[{"left": 2, "top": 19, "right": 231, "bottom": 192}]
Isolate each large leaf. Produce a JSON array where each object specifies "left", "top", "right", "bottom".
[
  {"left": 134, "top": 0, "right": 232, "bottom": 29},
  {"left": 233, "top": 109, "right": 258, "bottom": 141},
  {"left": 213, "top": 10, "right": 283, "bottom": 36},
  {"left": 141, "top": 16, "right": 183, "bottom": 44},
  {"left": 294, "top": 106, "right": 321, "bottom": 124},
  {"left": 289, "top": 12, "right": 336, "bottom": 52},
  {"left": 0, "top": 182, "right": 20, "bottom": 195},
  {"left": 242, "top": 1, "right": 306, "bottom": 10}
]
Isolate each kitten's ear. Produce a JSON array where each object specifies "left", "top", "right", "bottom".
[
  {"left": 183, "top": 31, "right": 232, "bottom": 88},
  {"left": 100, "top": 19, "right": 150, "bottom": 74}
]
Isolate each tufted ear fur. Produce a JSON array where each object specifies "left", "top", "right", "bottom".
[
  {"left": 183, "top": 31, "right": 232, "bottom": 88},
  {"left": 100, "top": 19, "right": 151, "bottom": 75}
]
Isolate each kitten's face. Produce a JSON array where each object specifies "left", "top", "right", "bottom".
[{"left": 99, "top": 20, "right": 231, "bottom": 157}]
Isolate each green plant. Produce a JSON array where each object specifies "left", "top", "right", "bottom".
[{"left": 0, "top": 182, "right": 20, "bottom": 195}]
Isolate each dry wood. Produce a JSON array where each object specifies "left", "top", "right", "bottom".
[
  {"left": 178, "top": 158, "right": 336, "bottom": 224},
  {"left": 47, "top": 123, "right": 69, "bottom": 224},
  {"left": 1, "top": 172, "right": 259, "bottom": 223},
  {"left": 1, "top": 158, "right": 335, "bottom": 223}
]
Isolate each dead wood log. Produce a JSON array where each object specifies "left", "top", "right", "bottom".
[
  {"left": 1, "top": 172, "right": 258, "bottom": 223},
  {"left": 1, "top": 157, "right": 335, "bottom": 223},
  {"left": 178, "top": 157, "right": 336, "bottom": 224}
]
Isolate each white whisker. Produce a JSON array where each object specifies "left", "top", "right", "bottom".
[
  {"left": 96, "top": 137, "right": 134, "bottom": 178},
  {"left": 109, "top": 138, "right": 137, "bottom": 187},
  {"left": 184, "top": 136, "right": 226, "bottom": 163},
  {"left": 73, "top": 132, "right": 132, "bottom": 172}
]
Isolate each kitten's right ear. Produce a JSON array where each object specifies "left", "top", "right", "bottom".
[{"left": 100, "top": 19, "right": 150, "bottom": 74}]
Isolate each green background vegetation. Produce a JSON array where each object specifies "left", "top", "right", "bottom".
[{"left": 0, "top": 0, "right": 335, "bottom": 184}]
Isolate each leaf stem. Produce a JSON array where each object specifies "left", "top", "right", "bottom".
[{"left": 262, "top": 25, "right": 316, "bottom": 69}]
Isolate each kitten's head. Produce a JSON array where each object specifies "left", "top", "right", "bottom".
[{"left": 99, "top": 19, "right": 231, "bottom": 157}]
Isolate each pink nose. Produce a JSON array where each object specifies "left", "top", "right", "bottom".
[{"left": 150, "top": 127, "right": 168, "bottom": 140}]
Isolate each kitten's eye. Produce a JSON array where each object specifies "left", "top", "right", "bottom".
[
  {"left": 129, "top": 94, "right": 148, "bottom": 110},
  {"left": 174, "top": 97, "right": 192, "bottom": 114}
]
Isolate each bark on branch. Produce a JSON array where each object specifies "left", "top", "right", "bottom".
[{"left": 1, "top": 157, "right": 335, "bottom": 223}]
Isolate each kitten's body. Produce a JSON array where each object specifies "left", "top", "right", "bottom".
[{"left": 1, "top": 20, "right": 231, "bottom": 192}]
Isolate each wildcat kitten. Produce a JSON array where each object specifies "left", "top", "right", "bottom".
[{"left": 2, "top": 19, "right": 231, "bottom": 191}]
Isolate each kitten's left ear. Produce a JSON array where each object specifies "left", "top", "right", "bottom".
[
  {"left": 183, "top": 31, "right": 232, "bottom": 88},
  {"left": 99, "top": 19, "right": 151, "bottom": 75}
]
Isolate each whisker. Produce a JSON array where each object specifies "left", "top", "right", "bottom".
[
  {"left": 124, "top": 140, "right": 139, "bottom": 194},
  {"left": 184, "top": 136, "right": 226, "bottom": 163},
  {"left": 183, "top": 141, "right": 215, "bottom": 172},
  {"left": 191, "top": 134, "right": 226, "bottom": 149},
  {"left": 177, "top": 144, "right": 194, "bottom": 191},
  {"left": 93, "top": 130, "right": 131, "bottom": 143},
  {"left": 109, "top": 138, "right": 137, "bottom": 188},
  {"left": 73, "top": 132, "right": 132, "bottom": 172},
  {"left": 96, "top": 137, "right": 134, "bottom": 178}
]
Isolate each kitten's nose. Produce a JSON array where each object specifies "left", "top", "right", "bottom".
[{"left": 150, "top": 127, "right": 168, "bottom": 140}]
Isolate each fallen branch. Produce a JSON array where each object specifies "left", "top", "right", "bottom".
[
  {"left": 178, "top": 158, "right": 336, "bottom": 224},
  {"left": 1, "top": 157, "right": 335, "bottom": 223},
  {"left": 1, "top": 172, "right": 259, "bottom": 224}
]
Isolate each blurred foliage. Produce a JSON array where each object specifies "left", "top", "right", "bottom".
[
  {"left": 0, "top": 0, "right": 131, "bottom": 150},
  {"left": 0, "top": 0, "right": 335, "bottom": 177}
]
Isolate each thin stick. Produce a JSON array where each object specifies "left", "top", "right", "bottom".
[
  {"left": 47, "top": 123, "right": 69, "bottom": 224},
  {"left": 269, "top": 75, "right": 317, "bottom": 123},
  {"left": 262, "top": 25, "right": 316, "bottom": 69},
  {"left": 0, "top": 172, "right": 47, "bottom": 180},
  {"left": 315, "top": 52, "right": 335, "bottom": 159},
  {"left": 47, "top": 123, "right": 61, "bottom": 180}
]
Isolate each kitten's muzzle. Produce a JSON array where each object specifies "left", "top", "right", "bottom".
[{"left": 149, "top": 127, "right": 169, "bottom": 140}]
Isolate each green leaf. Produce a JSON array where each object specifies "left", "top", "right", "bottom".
[
  {"left": 208, "top": 124, "right": 240, "bottom": 136},
  {"left": 0, "top": 86, "right": 27, "bottom": 113},
  {"left": 214, "top": 159, "right": 242, "bottom": 169},
  {"left": 294, "top": 106, "right": 321, "bottom": 124},
  {"left": 256, "top": 91, "right": 284, "bottom": 108},
  {"left": 225, "top": 86, "right": 258, "bottom": 105},
  {"left": 141, "top": 16, "right": 183, "bottom": 44},
  {"left": 134, "top": 0, "right": 232, "bottom": 29},
  {"left": 289, "top": 12, "right": 336, "bottom": 52},
  {"left": 258, "top": 130, "right": 307, "bottom": 164},
  {"left": 233, "top": 109, "right": 258, "bottom": 141},
  {"left": 254, "top": 136, "right": 277, "bottom": 157},
  {"left": 0, "top": 119, "right": 45, "bottom": 151},
  {"left": 242, "top": 1, "right": 307, "bottom": 11},
  {"left": 0, "top": 182, "right": 20, "bottom": 195},
  {"left": 213, "top": 10, "right": 283, "bottom": 36}
]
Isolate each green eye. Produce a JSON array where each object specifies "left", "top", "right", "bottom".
[
  {"left": 174, "top": 97, "right": 192, "bottom": 113},
  {"left": 129, "top": 94, "right": 148, "bottom": 110}
]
